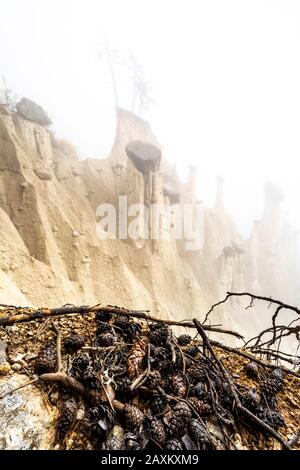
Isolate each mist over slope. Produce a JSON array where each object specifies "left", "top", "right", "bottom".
[{"left": 0, "top": 102, "right": 299, "bottom": 342}]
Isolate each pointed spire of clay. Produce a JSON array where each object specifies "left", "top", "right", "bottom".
[{"left": 215, "top": 175, "right": 224, "bottom": 212}]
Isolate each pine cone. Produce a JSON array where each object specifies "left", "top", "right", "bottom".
[
  {"left": 97, "top": 332, "right": 115, "bottom": 347},
  {"left": 124, "top": 404, "right": 144, "bottom": 430},
  {"left": 270, "top": 368, "right": 285, "bottom": 382},
  {"left": 188, "top": 397, "right": 212, "bottom": 417},
  {"left": 151, "top": 346, "right": 174, "bottom": 376},
  {"left": 149, "top": 323, "right": 170, "bottom": 346},
  {"left": 188, "top": 365, "right": 206, "bottom": 384},
  {"left": 71, "top": 353, "right": 90, "bottom": 379},
  {"left": 102, "top": 435, "right": 124, "bottom": 450},
  {"left": 150, "top": 395, "right": 168, "bottom": 415},
  {"left": 34, "top": 343, "right": 57, "bottom": 375},
  {"left": 152, "top": 346, "right": 170, "bottom": 362},
  {"left": 115, "top": 375, "right": 132, "bottom": 402},
  {"left": 63, "top": 335, "right": 85, "bottom": 354},
  {"left": 124, "top": 322, "right": 142, "bottom": 342},
  {"left": 171, "top": 373, "right": 187, "bottom": 398},
  {"left": 95, "top": 311, "right": 111, "bottom": 322},
  {"left": 165, "top": 402, "right": 192, "bottom": 437},
  {"left": 176, "top": 353, "right": 193, "bottom": 370},
  {"left": 82, "top": 367, "right": 100, "bottom": 391},
  {"left": 244, "top": 361, "right": 260, "bottom": 379},
  {"left": 210, "top": 371, "right": 223, "bottom": 393},
  {"left": 189, "top": 382, "right": 208, "bottom": 400},
  {"left": 96, "top": 322, "right": 113, "bottom": 335},
  {"left": 177, "top": 334, "right": 192, "bottom": 346},
  {"left": 188, "top": 418, "right": 206, "bottom": 443},
  {"left": 102, "top": 436, "right": 125, "bottom": 450},
  {"left": 165, "top": 438, "right": 185, "bottom": 450},
  {"left": 124, "top": 432, "right": 141, "bottom": 450},
  {"left": 127, "top": 339, "right": 148, "bottom": 379},
  {"left": 88, "top": 405, "right": 115, "bottom": 441},
  {"left": 189, "top": 418, "right": 212, "bottom": 450},
  {"left": 114, "top": 315, "right": 130, "bottom": 329},
  {"left": 242, "top": 389, "right": 261, "bottom": 412},
  {"left": 261, "top": 377, "right": 283, "bottom": 400},
  {"left": 158, "top": 360, "right": 176, "bottom": 377},
  {"left": 114, "top": 316, "right": 142, "bottom": 340},
  {"left": 57, "top": 399, "right": 77, "bottom": 440},
  {"left": 257, "top": 408, "right": 285, "bottom": 429},
  {"left": 145, "top": 370, "right": 163, "bottom": 389},
  {"left": 260, "top": 369, "right": 284, "bottom": 401},
  {"left": 144, "top": 414, "right": 166, "bottom": 447},
  {"left": 185, "top": 344, "right": 199, "bottom": 357}
]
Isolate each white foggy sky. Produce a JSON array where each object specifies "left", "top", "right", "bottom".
[{"left": 0, "top": 0, "right": 300, "bottom": 237}]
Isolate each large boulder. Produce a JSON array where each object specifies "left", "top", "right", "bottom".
[
  {"left": 16, "top": 98, "right": 52, "bottom": 126},
  {"left": 0, "top": 374, "right": 57, "bottom": 449},
  {"left": 126, "top": 140, "right": 161, "bottom": 174}
]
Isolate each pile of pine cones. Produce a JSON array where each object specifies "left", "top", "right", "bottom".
[{"left": 33, "top": 313, "right": 286, "bottom": 450}]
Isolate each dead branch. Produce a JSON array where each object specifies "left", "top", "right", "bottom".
[
  {"left": 193, "top": 319, "right": 292, "bottom": 450},
  {"left": 202, "top": 291, "right": 300, "bottom": 361},
  {"left": 203, "top": 291, "right": 300, "bottom": 324},
  {"left": 208, "top": 339, "right": 300, "bottom": 378},
  {"left": 0, "top": 303, "right": 244, "bottom": 339},
  {"left": 250, "top": 348, "right": 299, "bottom": 366}
]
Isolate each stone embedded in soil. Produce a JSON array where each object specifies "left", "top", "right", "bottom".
[
  {"left": 0, "top": 362, "right": 11, "bottom": 376},
  {"left": 0, "top": 374, "right": 57, "bottom": 449},
  {"left": 0, "top": 340, "right": 7, "bottom": 364}
]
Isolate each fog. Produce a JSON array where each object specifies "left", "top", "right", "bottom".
[{"left": 1, "top": 0, "right": 300, "bottom": 237}]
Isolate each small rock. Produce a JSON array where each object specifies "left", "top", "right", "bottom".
[
  {"left": 0, "top": 373, "right": 57, "bottom": 449},
  {"left": 34, "top": 167, "right": 52, "bottom": 181},
  {"left": 45, "top": 283, "right": 55, "bottom": 289},
  {"left": 0, "top": 340, "right": 7, "bottom": 364},
  {"left": 0, "top": 362, "right": 11, "bottom": 376},
  {"left": 232, "top": 373, "right": 240, "bottom": 379},
  {"left": 25, "top": 353, "right": 37, "bottom": 362},
  {"left": 11, "top": 363, "right": 22, "bottom": 372},
  {"left": 72, "top": 167, "right": 82, "bottom": 177},
  {"left": 10, "top": 354, "right": 24, "bottom": 363},
  {"left": 76, "top": 408, "right": 85, "bottom": 420},
  {"left": 66, "top": 438, "right": 74, "bottom": 449},
  {"left": 72, "top": 231, "right": 79, "bottom": 238},
  {"left": 49, "top": 391, "right": 59, "bottom": 405},
  {"left": 10, "top": 262, "right": 19, "bottom": 271}
]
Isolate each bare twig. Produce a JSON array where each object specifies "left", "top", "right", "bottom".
[
  {"left": 208, "top": 339, "right": 300, "bottom": 378},
  {"left": 193, "top": 319, "right": 292, "bottom": 450},
  {"left": 51, "top": 321, "right": 62, "bottom": 372},
  {"left": 0, "top": 378, "right": 39, "bottom": 400},
  {"left": 0, "top": 304, "right": 244, "bottom": 339}
]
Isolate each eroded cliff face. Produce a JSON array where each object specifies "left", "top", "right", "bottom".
[{"left": 0, "top": 104, "right": 299, "bottom": 342}]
